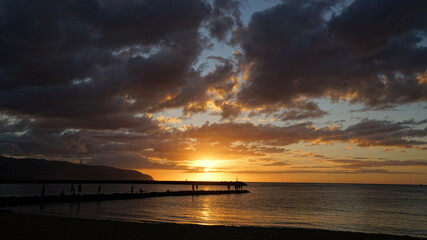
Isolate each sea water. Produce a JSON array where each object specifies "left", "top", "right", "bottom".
[{"left": 1, "top": 183, "right": 426, "bottom": 238}]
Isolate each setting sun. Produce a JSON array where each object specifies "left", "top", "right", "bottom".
[{"left": 192, "top": 159, "right": 218, "bottom": 171}]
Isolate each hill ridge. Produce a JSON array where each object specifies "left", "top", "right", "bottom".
[{"left": 0, "top": 156, "right": 153, "bottom": 181}]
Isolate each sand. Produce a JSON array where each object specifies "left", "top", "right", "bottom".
[{"left": 0, "top": 211, "right": 421, "bottom": 240}]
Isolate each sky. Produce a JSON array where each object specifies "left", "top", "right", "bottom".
[{"left": 0, "top": 0, "right": 426, "bottom": 184}]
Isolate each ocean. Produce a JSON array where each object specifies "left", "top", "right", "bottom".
[{"left": 1, "top": 183, "right": 426, "bottom": 238}]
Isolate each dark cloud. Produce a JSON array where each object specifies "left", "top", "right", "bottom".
[
  {"left": 0, "top": 0, "right": 210, "bottom": 88},
  {"left": 233, "top": 0, "right": 427, "bottom": 111},
  {"left": 0, "top": 0, "right": 219, "bottom": 127},
  {"left": 329, "top": 159, "right": 427, "bottom": 169},
  {"left": 205, "top": 0, "right": 242, "bottom": 40},
  {"left": 218, "top": 102, "right": 242, "bottom": 120},
  {"left": 329, "top": 0, "right": 427, "bottom": 53},
  {"left": 332, "top": 119, "right": 427, "bottom": 148},
  {"left": 418, "top": 118, "right": 427, "bottom": 124},
  {"left": 276, "top": 101, "right": 327, "bottom": 120}
]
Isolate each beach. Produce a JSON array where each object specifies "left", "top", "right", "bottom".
[{"left": 0, "top": 211, "right": 421, "bottom": 240}]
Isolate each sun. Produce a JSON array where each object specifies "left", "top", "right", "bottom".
[
  {"left": 184, "top": 159, "right": 234, "bottom": 181},
  {"left": 192, "top": 159, "right": 217, "bottom": 172}
]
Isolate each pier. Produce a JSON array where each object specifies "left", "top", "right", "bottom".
[
  {"left": 0, "top": 180, "right": 250, "bottom": 207},
  {"left": 0, "top": 180, "right": 247, "bottom": 187},
  {"left": 0, "top": 190, "right": 250, "bottom": 207}
]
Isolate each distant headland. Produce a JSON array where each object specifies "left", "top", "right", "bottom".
[{"left": 0, "top": 156, "right": 153, "bottom": 181}]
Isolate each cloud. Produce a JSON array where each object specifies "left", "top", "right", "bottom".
[
  {"left": 86, "top": 153, "right": 184, "bottom": 170},
  {"left": 0, "top": 0, "right": 224, "bottom": 125},
  {"left": 218, "top": 102, "right": 242, "bottom": 120},
  {"left": 156, "top": 116, "right": 181, "bottom": 124},
  {"left": 329, "top": 0, "right": 427, "bottom": 53},
  {"left": 227, "top": 169, "right": 416, "bottom": 175},
  {"left": 332, "top": 119, "right": 427, "bottom": 148},
  {"left": 159, "top": 58, "right": 238, "bottom": 116},
  {"left": 329, "top": 159, "right": 427, "bottom": 169},
  {"left": 276, "top": 101, "right": 328, "bottom": 120},
  {"left": 262, "top": 161, "right": 288, "bottom": 167},
  {"left": 183, "top": 119, "right": 427, "bottom": 148},
  {"left": 2, "top": 0, "right": 425, "bottom": 125},
  {"left": 233, "top": 0, "right": 427, "bottom": 111},
  {"left": 205, "top": 0, "right": 242, "bottom": 40}
]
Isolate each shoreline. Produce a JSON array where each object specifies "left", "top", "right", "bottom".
[{"left": 0, "top": 211, "right": 423, "bottom": 240}]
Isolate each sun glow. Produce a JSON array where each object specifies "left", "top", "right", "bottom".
[{"left": 192, "top": 159, "right": 218, "bottom": 171}]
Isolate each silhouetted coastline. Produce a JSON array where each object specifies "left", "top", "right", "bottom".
[{"left": 0, "top": 157, "right": 153, "bottom": 181}]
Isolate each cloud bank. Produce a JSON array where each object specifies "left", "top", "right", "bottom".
[{"left": 0, "top": 0, "right": 426, "bottom": 176}]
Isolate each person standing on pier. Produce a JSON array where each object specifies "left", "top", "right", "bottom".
[
  {"left": 71, "top": 183, "right": 75, "bottom": 195},
  {"left": 41, "top": 184, "right": 45, "bottom": 198},
  {"left": 192, "top": 184, "right": 195, "bottom": 191},
  {"left": 131, "top": 185, "right": 134, "bottom": 194},
  {"left": 78, "top": 183, "right": 82, "bottom": 195},
  {"left": 97, "top": 185, "right": 102, "bottom": 195}
]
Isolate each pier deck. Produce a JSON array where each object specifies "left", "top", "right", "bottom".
[
  {"left": 0, "top": 180, "right": 248, "bottom": 186},
  {"left": 0, "top": 190, "right": 250, "bottom": 207}
]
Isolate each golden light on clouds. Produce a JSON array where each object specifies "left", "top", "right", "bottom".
[
  {"left": 156, "top": 115, "right": 181, "bottom": 124},
  {"left": 417, "top": 72, "right": 427, "bottom": 84}
]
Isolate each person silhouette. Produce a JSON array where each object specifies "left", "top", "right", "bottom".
[
  {"left": 71, "top": 184, "right": 75, "bottom": 195},
  {"left": 131, "top": 185, "right": 134, "bottom": 194},
  {"left": 41, "top": 184, "right": 45, "bottom": 198},
  {"left": 139, "top": 188, "right": 143, "bottom": 194},
  {"left": 192, "top": 185, "right": 195, "bottom": 191},
  {"left": 97, "top": 185, "right": 102, "bottom": 195},
  {"left": 78, "top": 184, "right": 82, "bottom": 195}
]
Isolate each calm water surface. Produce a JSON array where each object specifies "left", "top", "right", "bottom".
[{"left": 2, "top": 183, "right": 426, "bottom": 238}]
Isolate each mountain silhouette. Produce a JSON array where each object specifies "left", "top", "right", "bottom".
[{"left": 0, "top": 156, "right": 153, "bottom": 181}]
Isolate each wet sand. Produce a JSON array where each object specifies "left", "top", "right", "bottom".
[{"left": 0, "top": 211, "right": 421, "bottom": 240}]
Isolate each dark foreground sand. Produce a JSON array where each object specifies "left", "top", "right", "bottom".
[{"left": 0, "top": 211, "right": 421, "bottom": 240}]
